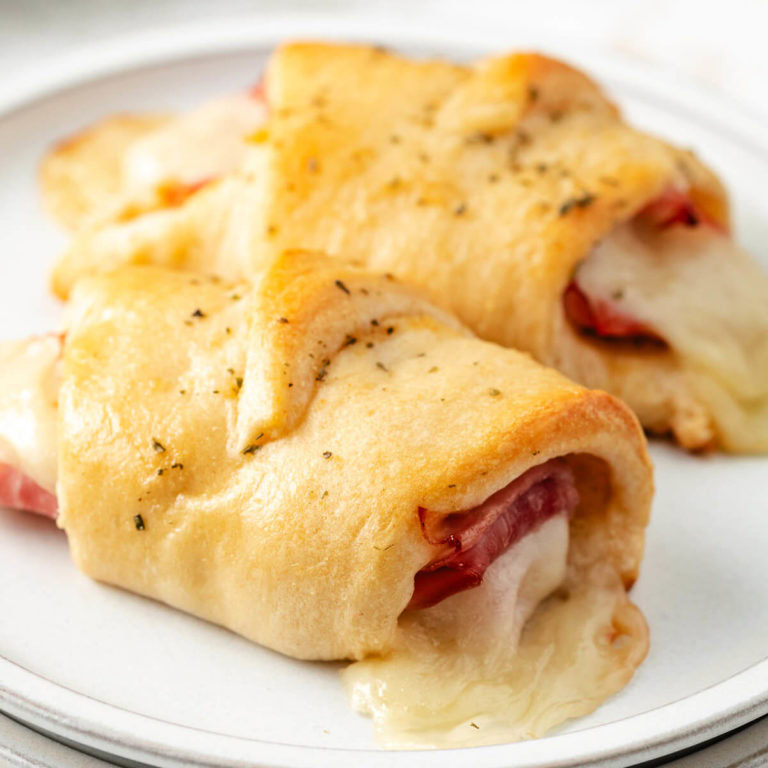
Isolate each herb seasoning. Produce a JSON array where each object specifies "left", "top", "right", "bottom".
[
  {"left": 334, "top": 279, "right": 351, "bottom": 295},
  {"left": 466, "top": 131, "right": 494, "bottom": 145},
  {"left": 559, "top": 193, "right": 595, "bottom": 216}
]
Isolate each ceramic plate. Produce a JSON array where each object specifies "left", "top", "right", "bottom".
[{"left": 1, "top": 18, "right": 767, "bottom": 768}]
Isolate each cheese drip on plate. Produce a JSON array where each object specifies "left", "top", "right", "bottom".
[
  {"left": 343, "top": 515, "right": 645, "bottom": 747},
  {"left": 575, "top": 224, "right": 768, "bottom": 452},
  {"left": 0, "top": 337, "right": 60, "bottom": 493}
]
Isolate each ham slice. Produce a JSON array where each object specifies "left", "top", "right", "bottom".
[
  {"left": 409, "top": 460, "right": 578, "bottom": 610},
  {"left": 249, "top": 80, "right": 266, "bottom": 101},
  {"left": 0, "top": 463, "right": 57, "bottom": 518},
  {"left": 563, "top": 188, "right": 720, "bottom": 343},
  {"left": 156, "top": 177, "right": 214, "bottom": 208},
  {"left": 639, "top": 187, "right": 725, "bottom": 232},
  {"left": 563, "top": 281, "right": 664, "bottom": 343}
]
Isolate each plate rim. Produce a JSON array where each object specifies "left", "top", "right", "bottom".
[
  {"left": 4, "top": 654, "right": 768, "bottom": 768},
  {"left": 1, "top": 15, "right": 768, "bottom": 768}
]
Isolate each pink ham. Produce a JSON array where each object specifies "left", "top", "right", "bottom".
[
  {"left": 639, "top": 187, "right": 724, "bottom": 232},
  {"left": 563, "top": 188, "right": 720, "bottom": 343},
  {"left": 249, "top": 80, "right": 266, "bottom": 102},
  {"left": 562, "top": 281, "right": 665, "bottom": 343},
  {"left": 0, "top": 463, "right": 57, "bottom": 519},
  {"left": 408, "top": 459, "right": 578, "bottom": 610},
  {"left": 157, "top": 176, "right": 214, "bottom": 208}
]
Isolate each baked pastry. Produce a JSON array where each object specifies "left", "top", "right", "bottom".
[
  {"left": 0, "top": 252, "right": 652, "bottom": 746},
  {"left": 47, "top": 44, "right": 768, "bottom": 452},
  {"left": 40, "top": 88, "right": 265, "bottom": 230},
  {"left": 0, "top": 336, "right": 59, "bottom": 517}
]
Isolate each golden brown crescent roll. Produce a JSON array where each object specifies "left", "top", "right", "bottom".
[
  {"left": 41, "top": 91, "right": 266, "bottom": 230},
  {"left": 40, "top": 114, "right": 171, "bottom": 229},
  {"left": 49, "top": 43, "right": 768, "bottom": 453},
  {"left": 13, "top": 252, "right": 651, "bottom": 746}
]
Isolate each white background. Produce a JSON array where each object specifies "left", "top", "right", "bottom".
[{"left": 1, "top": 0, "right": 767, "bottom": 121}]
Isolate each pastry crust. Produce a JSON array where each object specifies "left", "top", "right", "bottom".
[
  {"left": 50, "top": 173, "right": 265, "bottom": 297},
  {"left": 256, "top": 44, "right": 728, "bottom": 449},
  {"left": 56, "top": 252, "right": 651, "bottom": 662},
  {"left": 40, "top": 114, "right": 170, "bottom": 230},
  {"left": 41, "top": 92, "right": 266, "bottom": 232},
  {"left": 48, "top": 44, "right": 738, "bottom": 449}
]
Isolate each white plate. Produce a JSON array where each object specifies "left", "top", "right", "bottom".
[{"left": 1, "top": 19, "right": 768, "bottom": 768}]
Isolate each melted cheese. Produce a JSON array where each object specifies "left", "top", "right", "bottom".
[
  {"left": 122, "top": 94, "right": 266, "bottom": 201},
  {"left": 0, "top": 337, "right": 60, "bottom": 492},
  {"left": 576, "top": 224, "right": 768, "bottom": 452},
  {"left": 344, "top": 511, "right": 644, "bottom": 746},
  {"left": 344, "top": 514, "right": 640, "bottom": 747}
]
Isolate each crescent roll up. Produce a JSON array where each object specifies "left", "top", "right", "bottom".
[
  {"left": 40, "top": 89, "right": 266, "bottom": 230},
  {"left": 48, "top": 43, "right": 768, "bottom": 453},
  {"left": 2, "top": 252, "right": 652, "bottom": 746}
]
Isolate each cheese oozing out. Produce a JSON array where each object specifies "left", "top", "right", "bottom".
[
  {"left": 343, "top": 457, "right": 645, "bottom": 747},
  {"left": 572, "top": 220, "right": 768, "bottom": 452},
  {"left": 344, "top": 515, "right": 569, "bottom": 745},
  {"left": 122, "top": 93, "right": 266, "bottom": 203},
  {"left": 344, "top": 511, "right": 645, "bottom": 747},
  {"left": 0, "top": 336, "right": 61, "bottom": 495}
]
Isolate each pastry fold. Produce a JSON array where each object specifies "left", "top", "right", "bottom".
[
  {"left": 41, "top": 92, "right": 265, "bottom": 230},
  {"left": 49, "top": 252, "right": 653, "bottom": 743},
  {"left": 48, "top": 43, "right": 768, "bottom": 452}
]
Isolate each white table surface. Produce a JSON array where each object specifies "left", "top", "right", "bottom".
[{"left": 0, "top": 2, "right": 766, "bottom": 766}]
